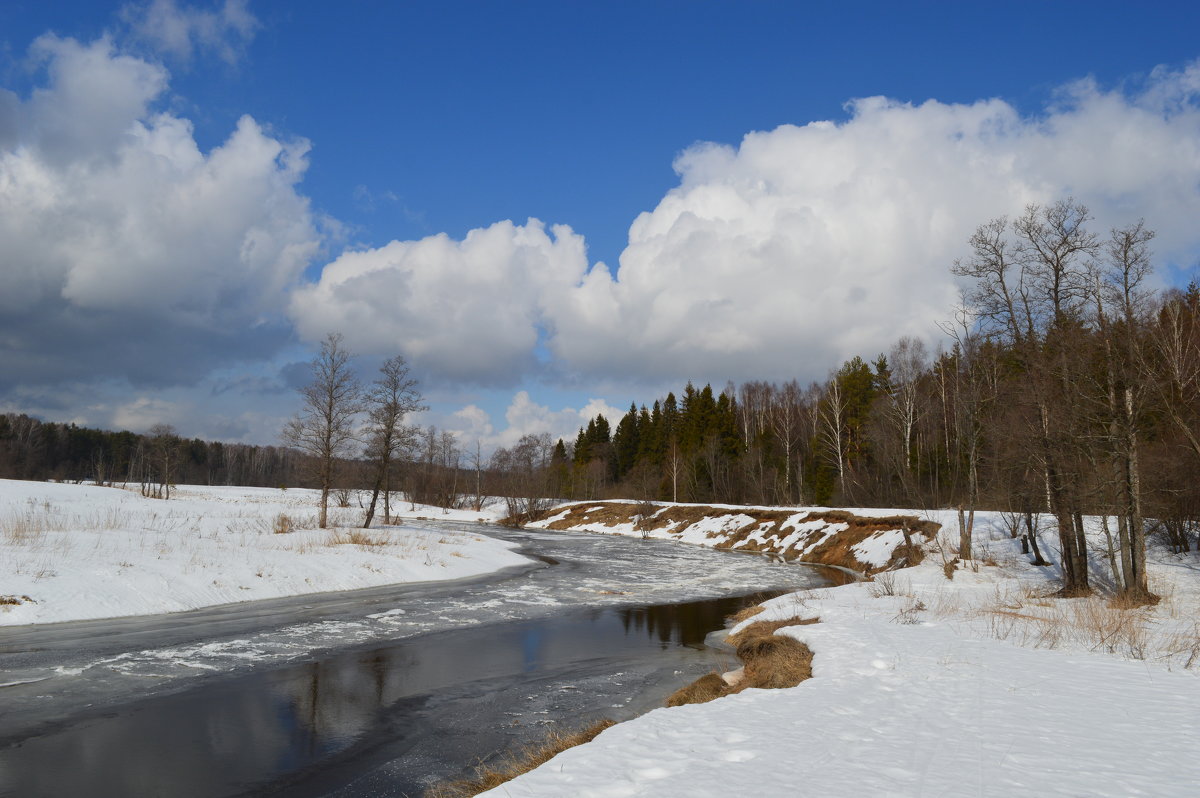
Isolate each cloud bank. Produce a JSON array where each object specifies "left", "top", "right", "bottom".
[{"left": 296, "top": 64, "right": 1200, "bottom": 391}]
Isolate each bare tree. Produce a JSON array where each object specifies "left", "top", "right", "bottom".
[
  {"left": 768, "top": 381, "right": 804, "bottom": 504},
  {"left": 467, "top": 439, "right": 486, "bottom": 511},
  {"left": 362, "top": 355, "right": 424, "bottom": 528},
  {"left": 1093, "top": 221, "right": 1157, "bottom": 601},
  {"left": 283, "top": 333, "right": 362, "bottom": 528},
  {"left": 143, "top": 424, "right": 180, "bottom": 499},
  {"left": 819, "top": 373, "right": 847, "bottom": 497},
  {"left": 492, "top": 433, "right": 554, "bottom": 522}
]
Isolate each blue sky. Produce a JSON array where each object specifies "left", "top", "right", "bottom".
[{"left": 3, "top": 1, "right": 1200, "bottom": 451}]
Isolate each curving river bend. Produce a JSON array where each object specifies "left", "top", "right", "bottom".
[{"left": 0, "top": 521, "right": 824, "bottom": 797}]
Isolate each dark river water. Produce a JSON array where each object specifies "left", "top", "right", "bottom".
[{"left": 0, "top": 522, "right": 823, "bottom": 797}]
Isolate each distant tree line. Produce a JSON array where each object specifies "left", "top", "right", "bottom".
[{"left": 0, "top": 414, "right": 306, "bottom": 489}]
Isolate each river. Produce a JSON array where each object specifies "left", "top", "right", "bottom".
[{"left": 0, "top": 521, "right": 825, "bottom": 797}]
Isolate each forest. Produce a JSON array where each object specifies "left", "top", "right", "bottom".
[{"left": 541, "top": 202, "right": 1200, "bottom": 597}]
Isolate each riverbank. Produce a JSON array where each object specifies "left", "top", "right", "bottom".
[
  {"left": 481, "top": 508, "right": 1200, "bottom": 797},
  {"left": 0, "top": 479, "right": 527, "bottom": 625},
  {"left": 525, "top": 500, "right": 940, "bottom": 575}
]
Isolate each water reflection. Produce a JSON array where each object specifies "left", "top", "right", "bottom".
[{"left": 0, "top": 594, "right": 766, "bottom": 798}]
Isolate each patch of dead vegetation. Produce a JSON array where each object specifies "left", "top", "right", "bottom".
[
  {"left": 665, "top": 672, "right": 729, "bottom": 707},
  {"left": 725, "top": 615, "right": 819, "bottom": 648},
  {"left": 726, "top": 604, "right": 765, "bottom": 625},
  {"left": 425, "top": 719, "right": 616, "bottom": 798},
  {"left": 524, "top": 502, "right": 939, "bottom": 575},
  {"left": 326, "top": 529, "right": 388, "bottom": 549},
  {"left": 0, "top": 594, "right": 34, "bottom": 606},
  {"left": 667, "top": 618, "right": 817, "bottom": 708},
  {"left": 736, "top": 634, "right": 814, "bottom": 689},
  {"left": 977, "top": 588, "right": 1200, "bottom": 664}
]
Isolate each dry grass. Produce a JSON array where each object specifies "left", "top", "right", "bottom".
[
  {"left": 272, "top": 513, "right": 296, "bottom": 535},
  {"left": 726, "top": 615, "right": 819, "bottom": 647},
  {"left": 726, "top": 604, "right": 765, "bottom": 625},
  {"left": 326, "top": 529, "right": 389, "bottom": 549},
  {"left": 2, "top": 502, "right": 133, "bottom": 546},
  {"left": 425, "top": 719, "right": 616, "bottom": 798},
  {"left": 2, "top": 513, "right": 49, "bottom": 545},
  {"left": 976, "top": 590, "right": 1195, "bottom": 662},
  {"left": 736, "top": 634, "right": 814, "bottom": 688},
  {"left": 0, "top": 594, "right": 34, "bottom": 606},
  {"left": 870, "top": 570, "right": 900, "bottom": 597},
  {"left": 666, "top": 673, "right": 730, "bottom": 707},
  {"left": 668, "top": 615, "right": 817, "bottom": 708}
]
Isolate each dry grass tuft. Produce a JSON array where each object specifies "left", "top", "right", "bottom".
[
  {"left": 667, "top": 618, "right": 816, "bottom": 709},
  {"left": 870, "top": 570, "right": 899, "bottom": 597},
  {"left": 425, "top": 719, "right": 616, "bottom": 798},
  {"left": 726, "top": 616, "right": 819, "bottom": 647},
  {"left": 0, "top": 594, "right": 34, "bottom": 606},
  {"left": 726, "top": 604, "right": 765, "bottom": 624},
  {"left": 272, "top": 513, "right": 296, "bottom": 535},
  {"left": 327, "top": 529, "right": 389, "bottom": 549},
  {"left": 666, "top": 673, "right": 730, "bottom": 707},
  {"left": 975, "top": 590, "right": 1193, "bottom": 662},
  {"left": 736, "top": 634, "right": 814, "bottom": 689}
]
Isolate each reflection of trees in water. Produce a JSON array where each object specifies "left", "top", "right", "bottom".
[
  {"left": 284, "top": 647, "right": 418, "bottom": 754},
  {"left": 617, "top": 594, "right": 779, "bottom": 648}
]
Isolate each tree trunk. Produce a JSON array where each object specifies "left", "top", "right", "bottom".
[
  {"left": 957, "top": 506, "right": 974, "bottom": 560},
  {"left": 1025, "top": 511, "right": 1049, "bottom": 566},
  {"left": 363, "top": 475, "right": 382, "bottom": 529}
]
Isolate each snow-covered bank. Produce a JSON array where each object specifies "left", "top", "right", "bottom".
[
  {"left": 485, "top": 509, "right": 1200, "bottom": 797},
  {"left": 527, "top": 500, "right": 939, "bottom": 575},
  {"left": 0, "top": 480, "right": 528, "bottom": 625}
]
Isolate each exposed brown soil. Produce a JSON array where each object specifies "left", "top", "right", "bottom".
[
  {"left": 425, "top": 719, "right": 616, "bottom": 798},
  {"left": 524, "top": 501, "right": 939, "bottom": 575}
]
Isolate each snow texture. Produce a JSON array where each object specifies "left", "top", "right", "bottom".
[{"left": 0, "top": 479, "right": 527, "bottom": 625}]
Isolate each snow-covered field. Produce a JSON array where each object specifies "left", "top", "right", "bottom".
[
  {"left": 494, "top": 509, "right": 1200, "bottom": 797},
  {"left": 0, "top": 479, "right": 526, "bottom": 625}
]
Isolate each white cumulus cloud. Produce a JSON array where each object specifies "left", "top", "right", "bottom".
[
  {"left": 544, "top": 66, "right": 1200, "bottom": 386},
  {"left": 288, "top": 219, "right": 588, "bottom": 385},
  {"left": 0, "top": 34, "right": 320, "bottom": 393}
]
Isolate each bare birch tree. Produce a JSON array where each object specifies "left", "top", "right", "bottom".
[
  {"left": 283, "top": 333, "right": 362, "bottom": 529},
  {"left": 362, "top": 355, "right": 424, "bottom": 528}
]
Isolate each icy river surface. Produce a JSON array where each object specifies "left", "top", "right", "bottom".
[{"left": 0, "top": 521, "right": 824, "bottom": 797}]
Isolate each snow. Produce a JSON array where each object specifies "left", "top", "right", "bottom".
[
  {"left": 0, "top": 479, "right": 528, "bottom": 625},
  {"left": 486, "top": 509, "right": 1200, "bottom": 797},
  {"left": 849, "top": 527, "right": 906, "bottom": 567}
]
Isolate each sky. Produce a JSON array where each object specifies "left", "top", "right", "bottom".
[{"left": 4, "top": 0, "right": 1200, "bottom": 453}]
